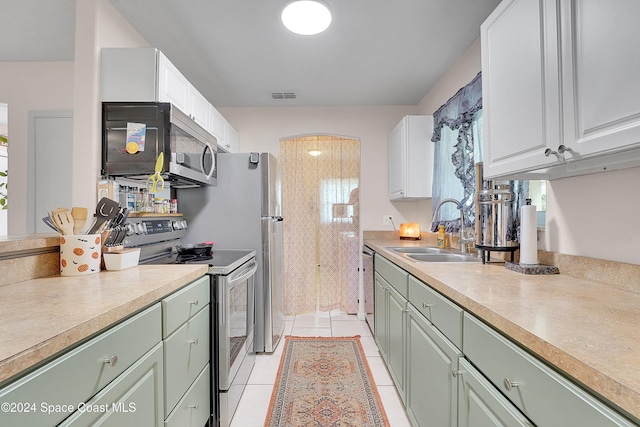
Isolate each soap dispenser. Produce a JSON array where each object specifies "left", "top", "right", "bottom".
[{"left": 437, "top": 224, "right": 446, "bottom": 248}]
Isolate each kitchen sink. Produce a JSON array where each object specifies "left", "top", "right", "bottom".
[
  {"left": 385, "top": 246, "right": 481, "bottom": 263},
  {"left": 387, "top": 246, "right": 451, "bottom": 254},
  {"left": 407, "top": 253, "right": 481, "bottom": 263}
]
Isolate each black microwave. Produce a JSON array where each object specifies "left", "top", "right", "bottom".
[{"left": 102, "top": 102, "right": 217, "bottom": 187}]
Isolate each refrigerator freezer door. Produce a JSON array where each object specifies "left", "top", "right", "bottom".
[{"left": 260, "top": 153, "right": 282, "bottom": 218}]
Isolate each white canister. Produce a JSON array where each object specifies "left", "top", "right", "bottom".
[{"left": 60, "top": 234, "right": 102, "bottom": 276}]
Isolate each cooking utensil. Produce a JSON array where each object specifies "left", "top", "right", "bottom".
[
  {"left": 87, "top": 198, "right": 120, "bottom": 234},
  {"left": 146, "top": 152, "right": 165, "bottom": 193},
  {"left": 51, "top": 207, "right": 74, "bottom": 235},
  {"left": 42, "top": 216, "right": 61, "bottom": 233},
  {"left": 176, "top": 243, "right": 213, "bottom": 256},
  {"left": 71, "top": 207, "right": 88, "bottom": 234}
]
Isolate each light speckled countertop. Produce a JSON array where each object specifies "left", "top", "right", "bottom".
[
  {"left": 365, "top": 239, "right": 640, "bottom": 423},
  {"left": 0, "top": 264, "right": 208, "bottom": 385}
]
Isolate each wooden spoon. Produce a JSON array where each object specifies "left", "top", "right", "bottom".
[
  {"left": 71, "top": 207, "right": 88, "bottom": 234},
  {"left": 51, "top": 207, "right": 74, "bottom": 235}
]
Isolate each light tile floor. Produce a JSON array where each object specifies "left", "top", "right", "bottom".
[{"left": 230, "top": 310, "right": 411, "bottom": 427}]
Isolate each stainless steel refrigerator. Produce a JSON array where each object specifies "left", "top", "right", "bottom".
[{"left": 177, "top": 152, "right": 285, "bottom": 353}]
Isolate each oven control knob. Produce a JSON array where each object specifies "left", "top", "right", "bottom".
[
  {"left": 135, "top": 223, "right": 145, "bottom": 234},
  {"left": 125, "top": 223, "right": 136, "bottom": 236},
  {"left": 181, "top": 220, "right": 188, "bottom": 229},
  {"left": 173, "top": 220, "right": 182, "bottom": 230}
]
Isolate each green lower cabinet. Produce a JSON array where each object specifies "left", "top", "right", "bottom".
[
  {"left": 458, "top": 358, "right": 535, "bottom": 427},
  {"left": 373, "top": 273, "right": 388, "bottom": 361},
  {"left": 59, "top": 342, "right": 164, "bottom": 427},
  {"left": 406, "top": 304, "right": 461, "bottom": 427},
  {"left": 387, "top": 285, "right": 406, "bottom": 404}
]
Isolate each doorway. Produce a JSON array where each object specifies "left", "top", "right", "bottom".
[{"left": 279, "top": 135, "right": 360, "bottom": 315}]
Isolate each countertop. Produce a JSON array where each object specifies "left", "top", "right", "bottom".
[
  {"left": 365, "top": 239, "right": 640, "bottom": 423},
  {"left": 0, "top": 264, "right": 208, "bottom": 385}
]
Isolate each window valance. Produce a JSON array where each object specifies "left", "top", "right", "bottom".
[{"left": 431, "top": 72, "right": 483, "bottom": 144}]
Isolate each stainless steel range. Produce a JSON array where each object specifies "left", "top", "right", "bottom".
[{"left": 125, "top": 215, "right": 256, "bottom": 427}]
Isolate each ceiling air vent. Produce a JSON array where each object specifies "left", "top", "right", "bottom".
[{"left": 270, "top": 91, "right": 297, "bottom": 100}]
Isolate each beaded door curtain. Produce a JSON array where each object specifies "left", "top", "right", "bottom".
[{"left": 280, "top": 135, "right": 360, "bottom": 315}]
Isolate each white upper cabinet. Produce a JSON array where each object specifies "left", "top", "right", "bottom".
[
  {"left": 388, "top": 115, "right": 434, "bottom": 200},
  {"left": 101, "top": 47, "right": 236, "bottom": 151},
  {"left": 559, "top": 0, "right": 640, "bottom": 159},
  {"left": 225, "top": 123, "right": 239, "bottom": 153},
  {"left": 157, "top": 51, "right": 191, "bottom": 114},
  {"left": 481, "top": 0, "right": 562, "bottom": 179},
  {"left": 208, "top": 105, "right": 238, "bottom": 153},
  {"left": 482, "top": 0, "right": 640, "bottom": 180},
  {"left": 187, "top": 85, "right": 210, "bottom": 130}
]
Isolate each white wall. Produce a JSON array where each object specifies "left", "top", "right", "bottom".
[
  {"left": 0, "top": 62, "right": 75, "bottom": 234},
  {"left": 416, "top": 37, "right": 640, "bottom": 265},
  {"left": 218, "top": 105, "right": 419, "bottom": 232}
]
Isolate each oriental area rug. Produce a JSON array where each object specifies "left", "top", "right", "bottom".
[{"left": 264, "top": 336, "right": 389, "bottom": 427}]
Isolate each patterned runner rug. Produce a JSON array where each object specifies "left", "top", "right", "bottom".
[{"left": 264, "top": 336, "right": 389, "bottom": 427}]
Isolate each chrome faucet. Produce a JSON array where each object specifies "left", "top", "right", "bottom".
[{"left": 431, "top": 198, "right": 475, "bottom": 253}]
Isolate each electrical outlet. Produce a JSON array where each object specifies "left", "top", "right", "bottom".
[{"left": 383, "top": 215, "right": 393, "bottom": 226}]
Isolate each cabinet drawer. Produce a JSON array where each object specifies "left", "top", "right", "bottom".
[
  {"left": 375, "top": 254, "right": 408, "bottom": 298},
  {"left": 164, "top": 306, "right": 210, "bottom": 415},
  {"left": 163, "top": 275, "right": 209, "bottom": 337},
  {"left": 59, "top": 342, "right": 164, "bottom": 427},
  {"left": 463, "top": 313, "right": 636, "bottom": 427},
  {"left": 408, "top": 275, "right": 463, "bottom": 349},
  {"left": 0, "top": 304, "right": 161, "bottom": 427},
  {"left": 165, "top": 364, "right": 210, "bottom": 427}
]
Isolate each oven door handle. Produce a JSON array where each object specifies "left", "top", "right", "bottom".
[
  {"left": 362, "top": 247, "right": 374, "bottom": 258},
  {"left": 221, "top": 259, "right": 258, "bottom": 326},
  {"left": 228, "top": 259, "right": 258, "bottom": 286}
]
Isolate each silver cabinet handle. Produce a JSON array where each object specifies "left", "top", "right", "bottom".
[
  {"left": 503, "top": 378, "right": 520, "bottom": 391},
  {"left": 544, "top": 148, "right": 559, "bottom": 158},
  {"left": 188, "top": 403, "right": 199, "bottom": 410},
  {"left": 102, "top": 355, "right": 118, "bottom": 367},
  {"left": 188, "top": 338, "right": 199, "bottom": 345},
  {"left": 451, "top": 368, "right": 464, "bottom": 377},
  {"left": 422, "top": 303, "right": 434, "bottom": 309},
  {"left": 189, "top": 299, "right": 199, "bottom": 306}
]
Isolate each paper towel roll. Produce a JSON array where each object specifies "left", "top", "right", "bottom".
[{"left": 520, "top": 203, "right": 538, "bottom": 265}]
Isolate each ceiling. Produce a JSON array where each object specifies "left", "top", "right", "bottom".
[{"left": 1, "top": 0, "right": 500, "bottom": 108}]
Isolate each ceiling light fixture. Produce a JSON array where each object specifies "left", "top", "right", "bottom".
[{"left": 281, "top": 0, "right": 332, "bottom": 36}]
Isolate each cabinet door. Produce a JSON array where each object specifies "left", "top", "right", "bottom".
[
  {"left": 481, "top": 0, "right": 562, "bottom": 179},
  {"left": 387, "top": 285, "right": 406, "bottom": 403},
  {"left": 458, "top": 358, "right": 535, "bottom": 427},
  {"left": 388, "top": 116, "right": 433, "bottom": 200},
  {"left": 560, "top": 0, "right": 640, "bottom": 159},
  {"left": 189, "top": 86, "right": 210, "bottom": 130},
  {"left": 225, "top": 124, "right": 239, "bottom": 153},
  {"left": 373, "top": 273, "right": 388, "bottom": 361},
  {"left": 406, "top": 305, "right": 461, "bottom": 427},
  {"left": 208, "top": 105, "right": 227, "bottom": 146},
  {"left": 158, "top": 52, "right": 190, "bottom": 114},
  {"left": 60, "top": 342, "right": 164, "bottom": 427}
]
